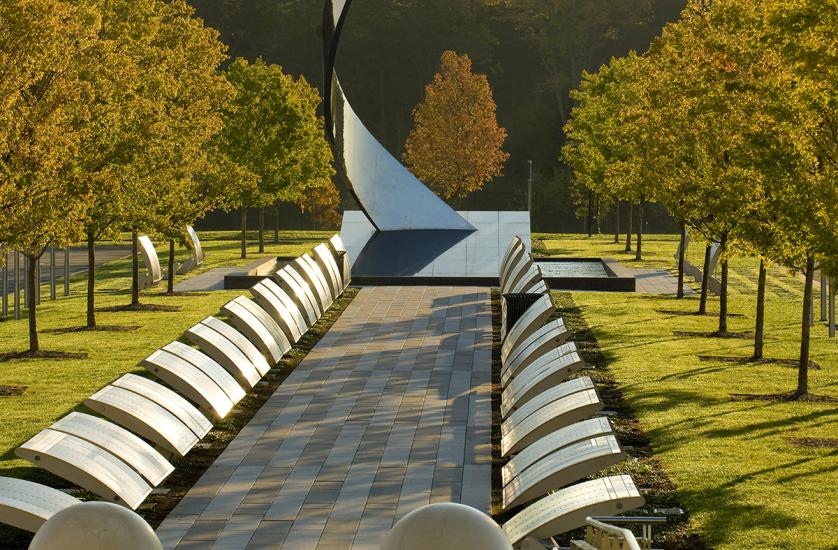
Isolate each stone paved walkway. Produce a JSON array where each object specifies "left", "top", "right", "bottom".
[{"left": 156, "top": 286, "right": 493, "bottom": 550}]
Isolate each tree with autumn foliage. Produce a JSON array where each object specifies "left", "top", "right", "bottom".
[
  {"left": 403, "top": 51, "right": 509, "bottom": 201},
  {"left": 0, "top": 0, "right": 98, "bottom": 353}
]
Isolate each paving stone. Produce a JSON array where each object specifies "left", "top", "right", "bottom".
[{"left": 160, "top": 287, "right": 493, "bottom": 550}]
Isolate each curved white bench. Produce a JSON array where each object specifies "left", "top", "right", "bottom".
[
  {"left": 328, "top": 234, "right": 351, "bottom": 289},
  {"left": 250, "top": 280, "right": 306, "bottom": 343},
  {"left": 294, "top": 255, "right": 333, "bottom": 312},
  {"left": 501, "top": 294, "right": 554, "bottom": 356},
  {"left": 16, "top": 430, "right": 151, "bottom": 510},
  {"left": 502, "top": 388, "right": 602, "bottom": 457},
  {"left": 84, "top": 386, "right": 199, "bottom": 457},
  {"left": 50, "top": 412, "right": 174, "bottom": 486},
  {"left": 176, "top": 225, "right": 204, "bottom": 275},
  {"left": 503, "top": 435, "right": 625, "bottom": 509},
  {"left": 111, "top": 374, "right": 212, "bottom": 439},
  {"left": 503, "top": 377, "right": 595, "bottom": 439},
  {"left": 502, "top": 475, "right": 644, "bottom": 545},
  {"left": 509, "top": 264, "right": 543, "bottom": 294},
  {"left": 260, "top": 278, "right": 309, "bottom": 334},
  {"left": 500, "top": 237, "right": 525, "bottom": 287},
  {"left": 502, "top": 418, "right": 613, "bottom": 487},
  {"left": 163, "top": 340, "right": 250, "bottom": 398},
  {"left": 502, "top": 320, "right": 571, "bottom": 384},
  {"left": 273, "top": 266, "right": 321, "bottom": 324},
  {"left": 221, "top": 296, "right": 290, "bottom": 365},
  {"left": 0, "top": 477, "right": 80, "bottom": 532},
  {"left": 200, "top": 316, "right": 271, "bottom": 379},
  {"left": 313, "top": 243, "right": 343, "bottom": 299},
  {"left": 142, "top": 348, "right": 239, "bottom": 418},
  {"left": 524, "top": 279, "right": 550, "bottom": 295},
  {"left": 501, "top": 252, "right": 532, "bottom": 295},
  {"left": 138, "top": 235, "right": 162, "bottom": 291},
  {"left": 184, "top": 320, "right": 262, "bottom": 388},
  {"left": 501, "top": 350, "right": 586, "bottom": 417}
]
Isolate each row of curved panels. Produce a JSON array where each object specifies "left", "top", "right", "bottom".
[
  {"left": 496, "top": 237, "right": 646, "bottom": 545},
  {"left": 6, "top": 237, "right": 351, "bottom": 533}
]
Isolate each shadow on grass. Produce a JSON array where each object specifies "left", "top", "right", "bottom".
[
  {"left": 43, "top": 325, "right": 140, "bottom": 334},
  {"left": 698, "top": 356, "right": 821, "bottom": 370},
  {"left": 0, "top": 350, "right": 88, "bottom": 363},
  {"left": 96, "top": 303, "right": 181, "bottom": 313}
]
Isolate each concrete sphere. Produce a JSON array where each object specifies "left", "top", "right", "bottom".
[
  {"left": 30, "top": 502, "right": 163, "bottom": 550},
  {"left": 379, "top": 503, "right": 512, "bottom": 550}
]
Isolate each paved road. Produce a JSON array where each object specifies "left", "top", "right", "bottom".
[
  {"left": 1, "top": 246, "right": 131, "bottom": 290},
  {"left": 156, "top": 286, "right": 494, "bottom": 550}
]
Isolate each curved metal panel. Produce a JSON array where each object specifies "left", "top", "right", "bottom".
[
  {"left": 502, "top": 417, "right": 613, "bottom": 487},
  {"left": 501, "top": 388, "right": 602, "bottom": 457},
  {"left": 142, "top": 348, "right": 240, "bottom": 417},
  {"left": 323, "top": 1, "right": 474, "bottom": 232},
  {"left": 313, "top": 243, "right": 343, "bottom": 298},
  {"left": 222, "top": 296, "right": 291, "bottom": 365},
  {"left": 50, "top": 412, "right": 174, "bottom": 487},
  {"left": 502, "top": 475, "right": 644, "bottom": 544},
  {"left": 501, "top": 294, "right": 554, "bottom": 355},
  {"left": 111, "top": 374, "right": 212, "bottom": 439},
  {"left": 273, "top": 267, "right": 320, "bottom": 324},
  {"left": 183, "top": 322, "right": 260, "bottom": 391},
  {"left": 84, "top": 386, "right": 199, "bottom": 456},
  {"left": 503, "top": 435, "right": 625, "bottom": 509},
  {"left": 501, "top": 351, "right": 586, "bottom": 414},
  {"left": 503, "top": 377, "right": 595, "bottom": 434},
  {"left": 501, "top": 322, "right": 572, "bottom": 384},
  {"left": 0, "top": 477, "right": 80, "bottom": 533},
  {"left": 292, "top": 254, "right": 333, "bottom": 312},
  {"left": 16, "top": 430, "right": 152, "bottom": 509},
  {"left": 200, "top": 317, "right": 271, "bottom": 382}
]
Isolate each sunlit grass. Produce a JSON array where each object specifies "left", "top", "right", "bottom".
[
  {"left": 542, "top": 233, "right": 837, "bottom": 549},
  {"left": 0, "top": 230, "right": 331, "bottom": 479}
]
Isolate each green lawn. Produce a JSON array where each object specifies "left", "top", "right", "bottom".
[
  {"left": 542, "top": 233, "right": 837, "bottom": 550},
  {"left": 0, "top": 230, "right": 332, "bottom": 479}
]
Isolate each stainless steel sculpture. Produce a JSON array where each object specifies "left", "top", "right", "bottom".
[{"left": 323, "top": 1, "right": 473, "bottom": 233}]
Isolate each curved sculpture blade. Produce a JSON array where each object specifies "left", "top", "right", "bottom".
[{"left": 323, "top": 0, "right": 475, "bottom": 232}]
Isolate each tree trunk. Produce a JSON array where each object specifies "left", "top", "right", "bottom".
[
  {"left": 27, "top": 251, "right": 39, "bottom": 353},
  {"left": 131, "top": 230, "right": 140, "bottom": 306},
  {"left": 86, "top": 231, "right": 96, "bottom": 328},
  {"left": 613, "top": 201, "right": 620, "bottom": 244},
  {"left": 167, "top": 239, "right": 175, "bottom": 295},
  {"left": 274, "top": 205, "right": 280, "bottom": 244},
  {"left": 624, "top": 204, "right": 633, "bottom": 252},
  {"left": 698, "top": 245, "right": 712, "bottom": 314},
  {"left": 586, "top": 190, "right": 593, "bottom": 238},
  {"left": 240, "top": 206, "right": 247, "bottom": 260},
  {"left": 677, "top": 224, "right": 686, "bottom": 299},
  {"left": 753, "top": 258, "right": 767, "bottom": 359},
  {"left": 635, "top": 198, "right": 644, "bottom": 261},
  {"left": 795, "top": 256, "right": 815, "bottom": 397},
  {"left": 718, "top": 235, "right": 729, "bottom": 334},
  {"left": 258, "top": 207, "right": 265, "bottom": 253}
]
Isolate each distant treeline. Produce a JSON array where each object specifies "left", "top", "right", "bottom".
[{"left": 189, "top": 0, "right": 686, "bottom": 232}]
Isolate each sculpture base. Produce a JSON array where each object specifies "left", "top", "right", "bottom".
[{"left": 340, "top": 211, "right": 531, "bottom": 279}]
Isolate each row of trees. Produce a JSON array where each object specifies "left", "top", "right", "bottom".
[
  {"left": 563, "top": 0, "right": 838, "bottom": 397},
  {"left": 0, "top": 0, "right": 335, "bottom": 354}
]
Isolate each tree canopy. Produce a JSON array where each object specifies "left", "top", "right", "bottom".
[{"left": 402, "top": 51, "right": 509, "bottom": 201}]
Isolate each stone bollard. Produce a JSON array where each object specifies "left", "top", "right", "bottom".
[
  {"left": 379, "top": 503, "right": 513, "bottom": 550},
  {"left": 29, "top": 502, "right": 163, "bottom": 550}
]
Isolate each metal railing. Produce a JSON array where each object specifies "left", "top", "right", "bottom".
[{"left": 1, "top": 247, "right": 71, "bottom": 320}]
